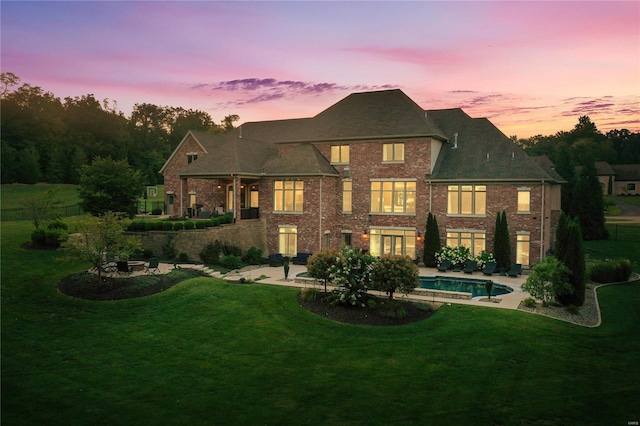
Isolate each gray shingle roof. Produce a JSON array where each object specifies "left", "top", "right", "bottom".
[
  {"left": 611, "top": 164, "right": 640, "bottom": 181},
  {"left": 427, "top": 109, "right": 564, "bottom": 183},
  {"left": 173, "top": 89, "right": 562, "bottom": 183}
]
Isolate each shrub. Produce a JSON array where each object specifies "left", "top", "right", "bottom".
[
  {"left": 173, "top": 222, "right": 184, "bottom": 231},
  {"left": 162, "top": 234, "right": 178, "bottom": 260},
  {"left": 589, "top": 259, "right": 632, "bottom": 283},
  {"left": 221, "top": 254, "right": 242, "bottom": 270},
  {"left": 200, "top": 241, "right": 223, "bottom": 265},
  {"left": 195, "top": 221, "right": 206, "bottom": 229},
  {"left": 475, "top": 251, "right": 495, "bottom": 271},
  {"left": 222, "top": 242, "right": 242, "bottom": 257},
  {"left": 178, "top": 252, "right": 190, "bottom": 262},
  {"left": 183, "top": 221, "right": 196, "bottom": 230},
  {"left": 370, "top": 254, "right": 419, "bottom": 300},
  {"left": 162, "top": 221, "right": 174, "bottom": 231},
  {"left": 207, "top": 218, "right": 221, "bottom": 227},
  {"left": 44, "top": 229, "right": 66, "bottom": 248},
  {"left": 144, "top": 221, "right": 156, "bottom": 231},
  {"left": 435, "top": 246, "right": 471, "bottom": 268},
  {"left": 300, "top": 287, "right": 320, "bottom": 301},
  {"left": 327, "top": 247, "right": 374, "bottom": 307},
  {"left": 151, "top": 208, "right": 162, "bottom": 215},
  {"left": 522, "top": 256, "right": 572, "bottom": 307},
  {"left": 47, "top": 219, "right": 68, "bottom": 231},
  {"left": 242, "top": 246, "right": 264, "bottom": 265},
  {"left": 307, "top": 249, "right": 339, "bottom": 293},
  {"left": 375, "top": 299, "right": 407, "bottom": 319},
  {"left": 31, "top": 229, "right": 46, "bottom": 246},
  {"left": 566, "top": 305, "right": 580, "bottom": 315},
  {"left": 523, "top": 297, "right": 537, "bottom": 308}
]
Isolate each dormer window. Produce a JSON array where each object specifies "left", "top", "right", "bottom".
[{"left": 187, "top": 153, "right": 198, "bottom": 164}]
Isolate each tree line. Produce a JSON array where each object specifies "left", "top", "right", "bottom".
[
  {"left": 1, "top": 72, "right": 237, "bottom": 186},
  {"left": 3, "top": 72, "right": 638, "bottom": 187}
]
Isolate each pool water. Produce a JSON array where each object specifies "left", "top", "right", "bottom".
[{"left": 419, "top": 276, "right": 513, "bottom": 298}]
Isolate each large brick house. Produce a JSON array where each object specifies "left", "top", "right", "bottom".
[{"left": 160, "top": 89, "right": 564, "bottom": 267}]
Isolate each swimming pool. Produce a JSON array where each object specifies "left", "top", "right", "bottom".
[{"left": 419, "top": 276, "right": 513, "bottom": 298}]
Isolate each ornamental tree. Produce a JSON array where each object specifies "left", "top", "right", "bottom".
[
  {"left": 522, "top": 256, "right": 572, "bottom": 307},
  {"left": 328, "top": 247, "right": 374, "bottom": 307},
  {"left": 370, "top": 254, "right": 419, "bottom": 300},
  {"left": 557, "top": 217, "right": 586, "bottom": 306},
  {"left": 423, "top": 212, "right": 441, "bottom": 267},
  {"left": 307, "top": 249, "right": 338, "bottom": 293},
  {"left": 61, "top": 212, "right": 141, "bottom": 284}
]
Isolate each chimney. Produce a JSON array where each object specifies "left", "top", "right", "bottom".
[{"left": 453, "top": 132, "right": 458, "bottom": 149}]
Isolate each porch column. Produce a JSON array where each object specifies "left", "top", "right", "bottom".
[{"left": 233, "top": 176, "right": 240, "bottom": 221}]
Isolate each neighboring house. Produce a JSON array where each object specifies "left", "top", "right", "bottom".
[
  {"left": 578, "top": 161, "right": 640, "bottom": 195},
  {"left": 611, "top": 164, "right": 640, "bottom": 195},
  {"left": 160, "top": 89, "right": 564, "bottom": 267}
]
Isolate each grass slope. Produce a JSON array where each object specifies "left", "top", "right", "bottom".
[{"left": 2, "top": 220, "right": 640, "bottom": 425}]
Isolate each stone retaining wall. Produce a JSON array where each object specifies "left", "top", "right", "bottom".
[{"left": 130, "top": 219, "right": 267, "bottom": 261}]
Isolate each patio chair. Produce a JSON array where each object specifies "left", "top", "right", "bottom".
[
  {"left": 145, "top": 257, "right": 161, "bottom": 275},
  {"left": 268, "top": 253, "right": 284, "bottom": 267},
  {"left": 507, "top": 263, "right": 522, "bottom": 277},
  {"left": 116, "top": 261, "right": 131, "bottom": 276},
  {"left": 437, "top": 259, "right": 452, "bottom": 272},
  {"left": 482, "top": 262, "right": 497, "bottom": 276},
  {"left": 101, "top": 252, "right": 118, "bottom": 273},
  {"left": 463, "top": 260, "right": 477, "bottom": 274}
]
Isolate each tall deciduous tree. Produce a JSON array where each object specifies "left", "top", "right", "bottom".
[{"left": 79, "top": 157, "right": 145, "bottom": 218}]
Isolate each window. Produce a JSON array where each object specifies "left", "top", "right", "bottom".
[
  {"left": 518, "top": 188, "right": 531, "bottom": 213},
  {"left": 278, "top": 226, "right": 297, "bottom": 256},
  {"left": 324, "top": 232, "right": 330, "bottom": 248},
  {"left": 331, "top": 145, "right": 349, "bottom": 164},
  {"left": 516, "top": 233, "right": 530, "bottom": 266},
  {"left": 274, "top": 180, "right": 304, "bottom": 212},
  {"left": 187, "top": 153, "right": 198, "bottom": 164},
  {"left": 627, "top": 183, "right": 636, "bottom": 191},
  {"left": 382, "top": 143, "right": 404, "bottom": 162},
  {"left": 341, "top": 232, "right": 352, "bottom": 248},
  {"left": 369, "top": 228, "right": 416, "bottom": 259},
  {"left": 446, "top": 231, "right": 486, "bottom": 257},
  {"left": 342, "top": 181, "right": 352, "bottom": 213},
  {"left": 370, "top": 180, "right": 416, "bottom": 214},
  {"left": 447, "top": 185, "right": 486, "bottom": 215},
  {"left": 188, "top": 193, "right": 197, "bottom": 208}
]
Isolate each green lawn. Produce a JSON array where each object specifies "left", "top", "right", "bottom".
[{"left": 2, "top": 219, "right": 639, "bottom": 425}]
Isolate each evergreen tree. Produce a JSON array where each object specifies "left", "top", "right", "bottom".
[
  {"left": 554, "top": 211, "right": 570, "bottom": 256},
  {"left": 557, "top": 217, "right": 586, "bottom": 306},
  {"left": 16, "top": 145, "right": 42, "bottom": 184},
  {"left": 553, "top": 142, "right": 577, "bottom": 216},
  {"left": 574, "top": 159, "right": 608, "bottom": 240},
  {"left": 501, "top": 211, "right": 512, "bottom": 267},
  {"left": 423, "top": 212, "right": 441, "bottom": 267}
]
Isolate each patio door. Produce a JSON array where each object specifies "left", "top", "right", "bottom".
[{"left": 382, "top": 235, "right": 404, "bottom": 255}]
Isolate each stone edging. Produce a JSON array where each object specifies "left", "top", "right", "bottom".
[{"left": 518, "top": 272, "right": 639, "bottom": 328}]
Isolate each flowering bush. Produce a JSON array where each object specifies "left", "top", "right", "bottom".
[
  {"left": 474, "top": 251, "right": 495, "bottom": 270},
  {"left": 435, "top": 246, "right": 471, "bottom": 268},
  {"left": 327, "top": 247, "right": 374, "bottom": 307}
]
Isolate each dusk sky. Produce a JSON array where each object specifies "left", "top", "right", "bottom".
[{"left": 2, "top": 1, "right": 639, "bottom": 138}]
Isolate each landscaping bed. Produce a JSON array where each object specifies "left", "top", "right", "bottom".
[
  {"left": 58, "top": 268, "right": 208, "bottom": 300},
  {"left": 298, "top": 291, "right": 438, "bottom": 326}
]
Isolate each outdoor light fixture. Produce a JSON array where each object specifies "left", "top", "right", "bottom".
[
  {"left": 416, "top": 231, "right": 422, "bottom": 242},
  {"left": 362, "top": 230, "right": 369, "bottom": 240}
]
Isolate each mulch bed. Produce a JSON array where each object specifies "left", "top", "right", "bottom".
[{"left": 298, "top": 292, "right": 438, "bottom": 326}]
